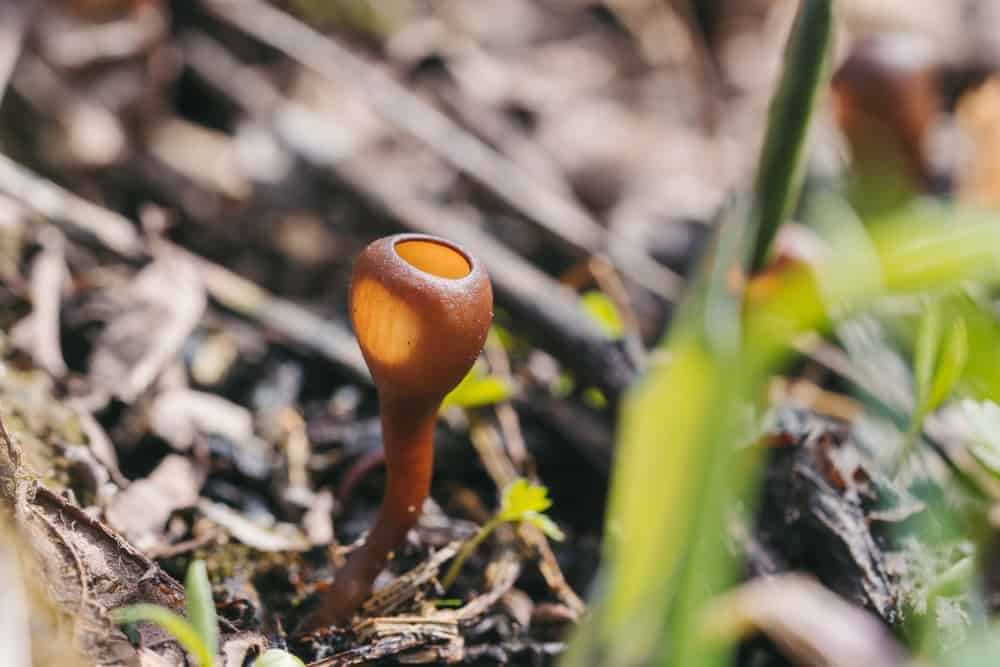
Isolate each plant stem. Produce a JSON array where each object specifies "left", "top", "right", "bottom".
[{"left": 441, "top": 517, "right": 503, "bottom": 590}]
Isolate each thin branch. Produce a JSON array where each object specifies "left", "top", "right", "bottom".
[
  {"left": 201, "top": 0, "right": 681, "bottom": 301},
  {"left": 0, "top": 152, "right": 369, "bottom": 381},
  {"left": 0, "top": 0, "right": 34, "bottom": 106}
]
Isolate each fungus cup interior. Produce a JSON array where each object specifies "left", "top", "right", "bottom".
[{"left": 394, "top": 239, "right": 471, "bottom": 279}]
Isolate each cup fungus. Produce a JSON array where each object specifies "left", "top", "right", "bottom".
[{"left": 301, "top": 233, "right": 493, "bottom": 630}]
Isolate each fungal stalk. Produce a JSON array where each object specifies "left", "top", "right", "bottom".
[{"left": 301, "top": 234, "right": 492, "bottom": 630}]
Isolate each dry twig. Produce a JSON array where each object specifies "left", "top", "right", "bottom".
[{"left": 202, "top": 0, "right": 682, "bottom": 301}]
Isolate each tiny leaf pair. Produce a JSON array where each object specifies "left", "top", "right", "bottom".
[
  {"left": 112, "top": 561, "right": 216, "bottom": 667},
  {"left": 499, "top": 477, "right": 565, "bottom": 541}
]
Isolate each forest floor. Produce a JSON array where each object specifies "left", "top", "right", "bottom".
[{"left": 1, "top": 1, "right": 999, "bottom": 666}]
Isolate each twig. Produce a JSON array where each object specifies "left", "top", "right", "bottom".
[
  {"left": 12, "top": 54, "right": 127, "bottom": 167},
  {"left": 515, "top": 391, "right": 614, "bottom": 470},
  {"left": 165, "top": 242, "right": 370, "bottom": 382},
  {"left": 360, "top": 542, "right": 461, "bottom": 618},
  {"left": 25, "top": 226, "right": 69, "bottom": 377},
  {"left": 106, "top": 244, "right": 206, "bottom": 402},
  {"left": 461, "top": 418, "right": 584, "bottom": 613},
  {"left": 201, "top": 0, "right": 682, "bottom": 301},
  {"left": 0, "top": 152, "right": 143, "bottom": 258},
  {"left": 0, "top": 152, "right": 370, "bottom": 381},
  {"left": 588, "top": 254, "right": 647, "bottom": 369},
  {"left": 482, "top": 334, "right": 529, "bottom": 473},
  {"left": 468, "top": 421, "right": 518, "bottom": 491},
  {"left": 180, "top": 30, "right": 637, "bottom": 401},
  {"left": 434, "top": 84, "right": 575, "bottom": 197},
  {"left": 35, "top": 3, "right": 166, "bottom": 69},
  {"left": 0, "top": 0, "right": 34, "bottom": 106},
  {"left": 307, "top": 634, "right": 431, "bottom": 667},
  {"left": 520, "top": 524, "right": 586, "bottom": 617},
  {"left": 450, "top": 547, "right": 522, "bottom": 623}
]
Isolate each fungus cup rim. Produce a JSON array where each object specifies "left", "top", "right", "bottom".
[{"left": 390, "top": 234, "right": 478, "bottom": 284}]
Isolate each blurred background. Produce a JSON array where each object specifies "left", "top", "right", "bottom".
[{"left": 4, "top": 1, "right": 1000, "bottom": 666}]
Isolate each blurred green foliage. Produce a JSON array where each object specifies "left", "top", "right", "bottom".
[{"left": 563, "top": 0, "right": 1000, "bottom": 665}]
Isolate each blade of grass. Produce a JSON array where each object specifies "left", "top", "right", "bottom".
[
  {"left": 184, "top": 560, "right": 219, "bottom": 659},
  {"left": 112, "top": 604, "right": 213, "bottom": 667},
  {"left": 748, "top": 0, "right": 834, "bottom": 273},
  {"left": 564, "top": 209, "right": 1000, "bottom": 666}
]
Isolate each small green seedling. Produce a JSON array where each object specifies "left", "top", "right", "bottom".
[
  {"left": 441, "top": 478, "right": 564, "bottom": 589},
  {"left": 898, "top": 300, "right": 968, "bottom": 471},
  {"left": 112, "top": 559, "right": 304, "bottom": 667},
  {"left": 112, "top": 560, "right": 217, "bottom": 667},
  {"left": 441, "top": 359, "right": 512, "bottom": 410}
]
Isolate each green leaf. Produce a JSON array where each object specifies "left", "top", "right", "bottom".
[
  {"left": 499, "top": 478, "right": 552, "bottom": 521},
  {"left": 748, "top": 0, "right": 834, "bottom": 272},
  {"left": 913, "top": 301, "right": 943, "bottom": 410},
  {"left": 112, "top": 604, "right": 213, "bottom": 667},
  {"left": 579, "top": 290, "right": 625, "bottom": 340},
  {"left": 495, "top": 479, "right": 565, "bottom": 540},
  {"left": 926, "top": 318, "right": 968, "bottom": 412},
  {"left": 255, "top": 648, "right": 307, "bottom": 667},
  {"left": 184, "top": 560, "right": 219, "bottom": 659},
  {"left": 441, "top": 362, "right": 512, "bottom": 410}
]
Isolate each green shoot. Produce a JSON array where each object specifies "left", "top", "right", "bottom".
[
  {"left": 113, "top": 559, "right": 304, "bottom": 667},
  {"left": 748, "top": 0, "right": 834, "bottom": 273},
  {"left": 441, "top": 478, "right": 563, "bottom": 589},
  {"left": 898, "top": 301, "right": 968, "bottom": 470},
  {"left": 185, "top": 560, "right": 218, "bottom": 659},
  {"left": 112, "top": 604, "right": 215, "bottom": 667},
  {"left": 112, "top": 560, "right": 218, "bottom": 667}
]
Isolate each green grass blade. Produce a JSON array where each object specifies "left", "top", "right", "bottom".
[
  {"left": 112, "top": 604, "right": 214, "bottom": 667},
  {"left": 565, "top": 208, "right": 1000, "bottom": 666},
  {"left": 185, "top": 560, "right": 219, "bottom": 659},
  {"left": 913, "top": 300, "right": 943, "bottom": 410},
  {"left": 748, "top": 0, "right": 834, "bottom": 273}
]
